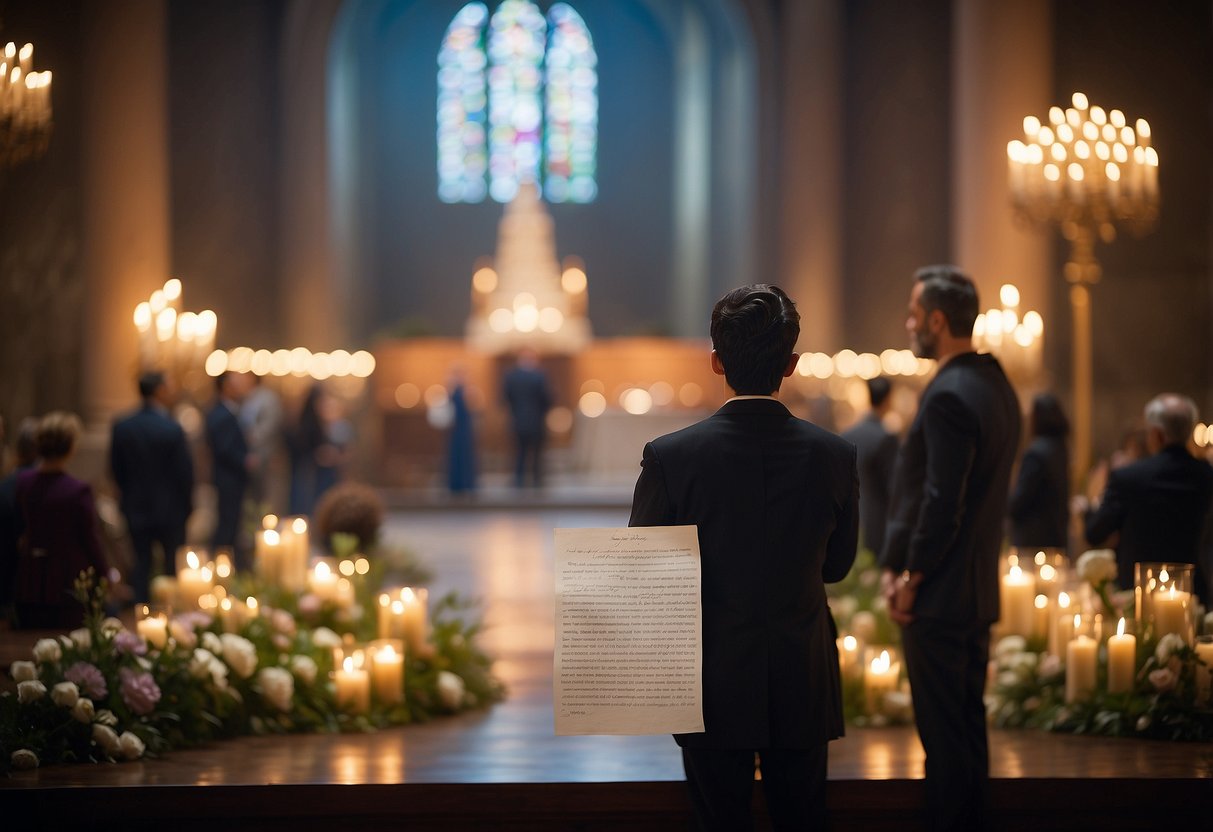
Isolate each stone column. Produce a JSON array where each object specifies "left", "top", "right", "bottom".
[
  {"left": 779, "top": 0, "right": 843, "bottom": 352},
  {"left": 80, "top": 0, "right": 171, "bottom": 423}
]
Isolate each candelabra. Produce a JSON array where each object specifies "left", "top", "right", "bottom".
[
  {"left": 0, "top": 38, "right": 53, "bottom": 168},
  {"left": 133, "top": 278, "right": 218, "bottom": 397},
  {"left": 1007, "top": 92, "right": 1159, "bottom": 485},
  {"left": 972, "top": 283, "right": 1044, "bottom": 387}
]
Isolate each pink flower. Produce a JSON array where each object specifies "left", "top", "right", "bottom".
[
  {"left": 113, "top": 630, "right": 148, "bottom": 657},
  {"left": 118, "top": 668, "right": 162, "bottom": 715},
  {"left": 64, "top": 661, "right": 108, "bottom": 700}
]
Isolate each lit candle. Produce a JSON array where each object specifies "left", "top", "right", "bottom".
[
  {"left": 837, "top": 634, "right": 862, "bottom": 680},
  {"left": 1032, "top": 594, "right": 1050, "bottom": 641},
  {"left": 136, "top": 605, "right": 169, "bottom": 650},
  {"left": 279, "top": 517, "right": 310, "bottom": 592},
  {"left": 177, "top": 550, "right": 214, "bottom": 610},
  {"left": 1107, "top": 617, "right": 1136, "bottom": 694},
  {"left": 377, "top": 592, "right": 393, "bottom": 639},
  {"left": 1065, "top": 620, "right": 1098, "bottom": 704},
  {"left": 214, "top": 551, "right": 234, "bottom": 584},
  {"left": 150, "top": 575, "right": 178, "bottom": 608},
  {"left": 1152, "top": 585, "right": 1190, "bottom": 642},
  {"left": 309, "top": 560, "right": 339, "bottom": 602},
  {"left": 399, "top": 587, "right": 429, "bottom": 654},
  {"left": 335, "top": 578, "right": 355, "bottom": 609},
  {"left": 371, "top": 644, "right": 405, "bottom": 705},
  {"left": 1195, "top": 639, "right": 1213, "bottom": 706},
  {"left": 334, "top": 656, "right": 370, "bottom": 714},
  {"left": 1049, "top": 592, "right": 1072, "bottom": 659},
  {"left": 256, "top": 528, "right": 283, "bottom": 585},
  {"left": 864, "top": 649, "right": 899, "bottom": 715},
  {"left": 1000, "top": 565, "right": 1035, "bottom": 638}
]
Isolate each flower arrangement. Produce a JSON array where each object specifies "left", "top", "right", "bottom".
[
  {"left": 0, "top": 570, "right": 504, "bottom": 772},
  {"left": 1075, "top": 549, "right": 1120, "bottom": 616}
]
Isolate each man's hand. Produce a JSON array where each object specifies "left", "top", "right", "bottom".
[{"left": 882, "top": 568, "right": 922, "bottom": 626}]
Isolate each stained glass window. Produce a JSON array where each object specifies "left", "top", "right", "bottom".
[{"left": 438, "top": 1, "right": 597, "bottom": 204}]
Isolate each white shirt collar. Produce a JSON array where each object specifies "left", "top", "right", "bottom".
[{"left": 724, "top": 395, "right": 780, "bottom": 404}]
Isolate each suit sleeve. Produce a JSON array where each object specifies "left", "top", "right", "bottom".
[
  {"left": 209, "top": 415, "right": 248, "bottom": 474},
  {"left": 823, "top": 443, "right": 860, "bottom": 583},
  {"left": 628, "top": 442, "right": 673, "bottom": 527},
  {"left": 174, "top": 427, "right": 195, "bottom": 516},
  {"left": 109, "top": 424, "right": 126, "bottom": 490},
  {"left": 906, "top": 391, "right": 977, "bottom": 575},
  {"left": 1085, "top": 468, "right": 1128, "bottom": 546},
  {"left": 1007, "top": 446, "right": 1045, "bottom": 523}
]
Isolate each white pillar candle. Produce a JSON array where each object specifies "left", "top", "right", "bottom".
[
  {"left": 309, "top": 560, "right": 338, "bottom": 602},
  {"left": 864, "top": 649, "right": 899, "bottom": 715},
  {"left": 177, "top": 551, "right": 214, "bottom": 610},
  {"left": 334, "top": 656, "right": 370, "bottom": 714},
  {"left": 1049, "top": 592, "right": 1072, "bottom": 659},
  {"left": 1001, "top": 565, "right": 1035, "bottom": 638},
  {"left": 1152, "top": 586, "right": 1190, "bottom": 642},
  {"left": 371, "top": 644, "right": 405, "bottom": 705},
  {"left": 256, "top": 529, "right": 283, "bottom": 585},
  {"left": 1065, "top": 630, "right": 1098, "bottom": 703},
  {"left": 1106, "top": 617, "right": 1136, "bottom": 694},
  {"left": 1195, "top": 639, "right": 1213, "bottom": 706},
  {"left": 279, "top": 517, "right": 310, "bottom": 592},
  {"left": 399, "top": 587, "right": 429, "bottom": 654},
  {"left": 136, "top": 605, "right": 169, "bottom": 650},
  {"left": 1032, "top": 594, "right": 1050, "bottom": 641},
  {"left": 837, "top": 635, "right": 862, "bottom": 680},
  {"left": 377, "top": 593, "right": 393, "bottom": 639}
]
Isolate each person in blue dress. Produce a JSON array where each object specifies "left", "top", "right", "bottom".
[{"left": 446, "top": 366, "right": 477, "bottom": 495}]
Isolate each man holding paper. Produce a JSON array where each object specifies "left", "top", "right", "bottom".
[{"left": 630, "top": 284, "right": 859, "bottom": 830}]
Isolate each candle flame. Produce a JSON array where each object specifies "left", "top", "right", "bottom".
[
  {"left": 379, "top": 645, "right": 398, "bottom": 661},
  {"left": 1159, "top": 568, "right": 1169, "bottom": 583},
  {"left": 247, "top": 596, "right": 259, "bottom": 611},
  {"left": 1169, "top": 585, "right": 1176, "bottom": 600},
  {"left": 401, "top": 587, "right": 416, "bottom": 602},
  {"left": 843, "top": 635, "right": 857, "bottom": 651},
  {"left": 200, "top": 566, "right": 213, "bottom": 582},
  {"left": 292, "top": 517, "right": 308, "bottom": 534},
  {"left": 870, "top": 650, "right": 892, "bottom": 674},
  {"left": 1039, "top": 564, "right": 1056, "bottom": 581},
  {"left": 264, "top": 529, "right": 280, "bottom": 545},
  {"left": 339, "top": 559, "right": 355, "bottom": 576},
  {"left": 391, "top": 600, "right": 404, "bottom": 614},
  {"left": 1073, "top": 613, "right": 1081, "bottom": 629},
  {"left": 1117, "top": 617, "right": 1126, "bottom": 637},
  {"left": 379, "top": 593, "right": 391, "bottom": 608},
  {"left": 315, "top": 560, "right": 331, "bottom": 579},
  {"left": 1009, "top": 565, "right": 1023, "bottom": 580},
  {"left": 343, "top": 656, "right": 353, "bottom": 673},
  {"left": 220, "top": 597, "right": 232, "bottom": 611},
  {"left": 186, "top": 550, "right": 200, "bottom": 570},
  {"left": 263, "top": 514, "right": 279, "bottom": 530},
  {"left": 1058, "top": 592, "right": 1070, "bottom": 609},
  {"left": 1035, "top": 594, "right": 1048, "bottom": 609}
]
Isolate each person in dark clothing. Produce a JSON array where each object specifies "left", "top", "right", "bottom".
[
  {"left": 0, "top": 418, "right": 39, "bottom": 615},
  {"left": 206, "top": 372, "right": 252, "bottom": 569},
  {"left": 446, "top": 366, "right": 477, "bottom": 494},
  {"left": 110, "top": 371, "right": 195, "bottom": 603},
  {"left": 1007, "top": 393, "right": 1070, "bottom": 551},
  {"left": 502, "top": 349, "right": 552, "bottom": 488},
  {"left": 842, "top": 376, "right": 899, "bottom": 556}
]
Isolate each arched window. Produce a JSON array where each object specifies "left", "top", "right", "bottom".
[{"left": 438, "top": 0, "right": 597, "bottom": 204}]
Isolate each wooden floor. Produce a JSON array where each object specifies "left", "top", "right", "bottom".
[{"left": 3, "top": 508, "right": 1212, "bottom": 829}]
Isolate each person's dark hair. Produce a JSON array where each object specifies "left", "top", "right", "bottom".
[
  {"left": 1030, "top": 393, "right": 1069, "bottom": 438},
  {"left": 710, "top": 284, "right": 800, "bottom": 395},
  {"left": 138, "top": 371, "right": 166, "bottom": 400},
  {"left": 867, "top": 377, "right": 892, "bottom": 409},
  {"left": 914, "top": 265, "right": 979, "bottom": 338},
  {"left": 35, "top": 411, "right": 82, "bottom": 461}
]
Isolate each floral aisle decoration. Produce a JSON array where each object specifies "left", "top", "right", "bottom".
[{"left": 0, "top": 570, "right": 504, "bottom": 772}]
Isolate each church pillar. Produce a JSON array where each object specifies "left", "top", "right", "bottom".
[
  {"left": 80, "top": 0, "right": 171, "bottom": 423},
  {"left": 778, "top": 0, "right": 843, "bottom": 352},
  {"left": 951, "top": 0, "right": 1053, "bottom": 351}
]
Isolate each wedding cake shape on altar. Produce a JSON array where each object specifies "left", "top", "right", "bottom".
[{"left": 466, "top": 182, "right": 591, "bottom": 354}]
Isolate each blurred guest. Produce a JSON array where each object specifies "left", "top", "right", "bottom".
[
  {"left": 446, "top": 366, "right": 477, "bottom": 495},
  {"left": 289, "top": 383, "right": 351, "bottom": 515},
  {"left": 1083, "top": 393, "right": 1213, "bottom": 603},
  {"left": 241, "top": 373, "right": 285, "bottom": 513},
  {"left": 12, "top": 412, "right": 109, "bottom": 629},
  {"left": 110, "top": 371, "right": 195, "bottom": 604},
  {"left": 842, "top": 376, "right": 899, "bottom": 556},
  {"left": 314, "top": 386, "right": 353, "bottom": 501},
  {"left": 206, "top": 372, "right": 252, "bottom": 569},
  {"left": 502, "top": 349, "right": 552, "bottom": 488},
  {"left": 1007, "top": 393, "right": 1070, "bottom": 551},
  {"left": 0, "top": 418, "right": 39, "bottom": 616}
]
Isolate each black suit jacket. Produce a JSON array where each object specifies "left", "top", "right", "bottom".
[
  {"left": 1085, "top": 445, "right": 1213, "bottom": 590},
  {"left": 110, "top": 405, "right": 194, "bottom": 531},
  {"left": 206, "top": 401, "right": 249, "bottom": 494},
  {"left": 629, "top": 398, "right": 858, "bottom": 749},
  {"left": 879, "top": 352, "right": 1021, "bottom": 624},
  {"left": 502, "top": 367, "right": 552, "bottom": 437},
  {"left": 842, "top": 414, "right": 899, "bottom": 556},
  {"left": 1007, "top": 435, "right": 1069, "bottom": 549}
]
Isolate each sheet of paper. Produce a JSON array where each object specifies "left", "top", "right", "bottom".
[{"left": 554, "top": 525, "right": 704, "bottom": 736}]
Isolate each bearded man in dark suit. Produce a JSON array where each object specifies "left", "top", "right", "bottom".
[
  {"left": 629, "top": 284, "right": 859, "bottom": 830},
  {"left": 1084, "top": 393, "right": 1213, "bottom": 605},
  {"left": 110, "top": 371, "right": 194, "bottom": 603},
  {"left": 879, "top": 266, "right": 1021, "bottom": 832}
]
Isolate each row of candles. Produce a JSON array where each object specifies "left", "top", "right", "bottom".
[
  {"left": 133, "top": 278, "right": 218, "bottom": 378},
  {"left": 1, "top": 42, "right": 52, "bottom": 128}
]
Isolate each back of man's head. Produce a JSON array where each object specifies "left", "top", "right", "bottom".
[
  {"left": 914, "top": 265, "right": 979, "bottom": 338},
  {"left": 710, "top": 285, "right": 800, "bottom": 395},
  {"left": 138, "top": 371, "right": 166, "bottom": 401},
  {"left": 1144, "top": 393, "right": 1198, "bottom": 448},
  {"left": 867, "top": 377, "right": 892, "bottom": 410}
]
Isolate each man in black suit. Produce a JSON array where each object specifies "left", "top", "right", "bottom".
[
  {"left": 110, "top": 372, "right": 194, "bottom": 603},
  {"left": 1084, "top": 393, "right": 1213, "bottom": 605},
  {"left": 629, "top": 284, "right": 858, "bottom": 830},
  {"left": 879, "top": 266, "right": 1021, "bottom": 832},
  {"left": 843, "top": 376, "right": 899, "bottom": 557},
  {"left": 206, "top": 372, "right": 252, "bottom": 568},
  {"left": 502, "top": 349, "right": 552, "bottom": 488}
]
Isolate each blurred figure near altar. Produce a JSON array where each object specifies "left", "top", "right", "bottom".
[
  {"left": 446, "top": 365, "right": 477, "bottom": 496},
  {"left": 502, "top": 349, "right": 552, "bottom": 489},
  {"left": 111, "top": 371, "right": 195, "bottom": 603},
  {"left": 207, "top": 372, "right": 253, "bottom": 569},
  {"left": 241, "top": 373, "right": 286, "bottom": 514},
  {"left": 12, "top": 412, "right": 109, "bottom": 629},
  {"left": 842, "top": 376, "right": 899, "bottom": 557},
  {"left": 0, "top": 418, "right": 39, "bottom": 619},
  {"left": 1007, "top": 393, "right": 1070, "bottom": 553},
  {"left": 289, "top": 383, "right": 353, "bottom": 515},
  {"left": 1081, "top": 393, "right": 1213, "bottom": 605}
]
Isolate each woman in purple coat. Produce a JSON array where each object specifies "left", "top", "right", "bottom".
[{"left": 13, "top": 412, "right": 108, "bottom": 629}]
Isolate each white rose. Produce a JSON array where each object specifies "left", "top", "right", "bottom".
[
  {"left": 1076, "top": 549, "right": 1118, "bottom": 585},
  {"left": 202, "top": 631, "right": 223, "bottom": 655},
  {"left": 271, "top": 609, "right": 296, "bottom": 636},
  {"left": 95, "top": 709, "right": 119, "bottom": 727},
  {"left": 11, "top": 660, "right": 37, "bottom": 682},
  {"left": 69, "top": 628, "right": 92, "bottom": 650},
  {"left": 189, "top": 648, "right": 217, "bottom": 680},
  {"left": 72, "top": 697, "right": 96, "bottom": 724},
  {"left": 311, "top": 627, "right": 342, "bottom": 649},
  {"left": 994, "top": 635, "right": 1027, "bottom": 658},
  {"left": 220, "top": 633, "right": 258, "bottom": 679},
  {"left": 51, "top": 681, "right": 80, "bottom": 708},
  {"left": 208, "top": 655, "right": 230, "bottom": 689},
  {"left": 119, "top": 731, "right": 146, "bottom": 760},
  {"left": 10, "top": 749, "right": 39, "bottom": 770},
  {"left": 101, "top": 617, "right": 125, "bottom": 635},
  {"left": 17, "top": 680, "right": 47, "bottom": 703},
  {"left": 996, "top": 671, "right": 1020, "bottom": 688},
  {"left": 436, "top": 670, "right": 465, "bottom": 710},
  {"left": 170, "top": 619, "right": 198, "bottom": 651},
  {"left": 92, "top": 724, "right": 122, "bottom": 756},
  {"left": 33, "top": 638, "right": 62, "bottom": 663},
  {"left": 290, "top": 655, "right": 318, "bottom": 686},
  {"left": 1155, "top": 633, "right": 1186, "bottom": 664},
  {"left": 257, "top": 667, "right": 295, "bottom": 712}
]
